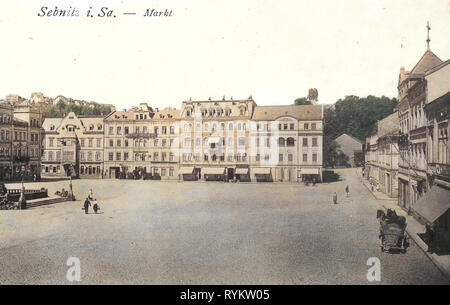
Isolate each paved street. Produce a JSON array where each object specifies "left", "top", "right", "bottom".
[{"left": 0, "top": 169, "right": 448, "bottom": 284}]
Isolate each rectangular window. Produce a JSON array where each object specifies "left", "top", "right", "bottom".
[
  {"left": 284, "top": 124, "right": 288, "bottom": 130},
  {"left": 304, "top": 123, "right": 309, "bottom": 130},
  {"left": 169, "top": 168, "right": 174, "bottom": 176},
  {"left": 162, "top": 126, "right": 167, "bottom": 134},
  {"left": 170, "top": 126, "right": 175, "bottom": 134},
  {"left": 312, "top": 153, "right": 317, "bottom": 162},
  {"left": 312, "top": 137, "right": 318, "bottom": 147},
  {"left": 125, "top": 127, "right": 129, "bottom": 135},
  {"left": 239, "top": 138, "right": 245, "bottom": 146},
  {"left": 89, "top": 139, "right": 93, "bottom": 147},
  {"left": 96, "top": 139, "right": 101, "bottom": 147},
  {"left": 124, "top": 152, "right": 129, "bottom": 160},
  {"left": 311, "top": 123, "right": 316, "bottom": 130},
  {"left": 117, "top": 126, "right": 122, "bottom": 135},
  {"left": 303, "top": 138, "right": 308, "bottom": 147},
  {"left": 279, "top": 154, "right": 283, "bottom": 161},
  {"left": 290, "top": 123, "right": 294, "bottom": 130},
  {"left": 169, "top": 153, "right": 174, "bottom": 162},
  {"left": 80, "top": 139, "right": 85, "bottom": 147},
  {"left": 109, "top": 140, "right": 114, "bottom": 147},
  {"left": 109, "top": 152, "right": 113, "bottom": 161},
  {"left": 266, "top": 138, "right": 270, "bottom": 147},
  {"left": 125, "top": 140, "right": 129, "bottom": 147},
  {"left": 161, "top": 168, "right": 166, "bottom": 176},
  {"left": 256, "top": 154, "right": 260, "bottom": 161},
  {"left": 288, "top": 154, "right": 293, "bottom": 162},
  {"left": 303, "top": 154, "right": 307, "bottom": 162},
  {"left": 109, "top": 127, "right": 114, "bottom": 135},
  {"left": 117, "top": 140, "right": 121, "bottom": 147}
]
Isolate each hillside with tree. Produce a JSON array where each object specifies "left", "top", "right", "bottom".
[{"left": 322, "top": 95, "right": 397, "bottom": 167}]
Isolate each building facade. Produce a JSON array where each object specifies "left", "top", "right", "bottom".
[
  {"left": 0, "top": 98, "right": 43, "bottom": 181},
  {"left": 178, "top": 98, "right": 324, "bottom": 182},
  {"left": 178, "top": 98, "right": 256, "bottom": 181},
  {"left": 396, "top": 47, "right": 447, "bottom": 212},
  {"left": 41, "top": 112, "right": 104, "bottom": 178},
  {"left": 103, "top": 103, "right": 180, "bottom": 180}
]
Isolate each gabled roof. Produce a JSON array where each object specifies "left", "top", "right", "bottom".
[{"left": 410, "top": 50, "right": 443, "bottom": 74}]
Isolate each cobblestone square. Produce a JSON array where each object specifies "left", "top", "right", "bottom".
[{"left": 0, "top": 169, "right": 448, "bottom": 284}]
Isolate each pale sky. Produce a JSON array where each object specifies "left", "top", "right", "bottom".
[{"left": 0, "top": 0, "right": 449, "bottom": 110}]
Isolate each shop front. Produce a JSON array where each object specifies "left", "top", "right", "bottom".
[
  {"left": 179, "top": 166, "right": 197, "bottom": 181},
  {"left": 235, "top": 166, "right": 250, "bottom": 182},
  {"left": 202, "top": 167, "right": 226, "bottom": 181},
  {"left": 298, "top": 167, "right": 321, "bottom": 183},
  {"left": 253, "top": 167, "right": 272, "bottom": 182}
]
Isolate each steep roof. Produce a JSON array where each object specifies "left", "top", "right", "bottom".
[
  {"left": 411, "top": 50, "right": 443, "bottom": 74},
  {"left": 334, "top": 134, "right": 363, "bottom": 157},
  {"left": 42, "top": 118, "right": 62, "bottom": 131},
  {"left": 252, "top": 105, "right": 323, "bottom": 121},
  {"left": 377, "top": 112, "right": 399, "bottom": 137}
]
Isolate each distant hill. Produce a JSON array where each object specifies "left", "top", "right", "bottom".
[{"left": 29, "top": 92, "right": 115, "bottom": 118}]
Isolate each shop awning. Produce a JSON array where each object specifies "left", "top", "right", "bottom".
[
  {"left": 253, "top": 168, "right": 271, "bottom": 175},
  {"left": 299, "top": 168, "right": 320, "bottom": 175},
  {"left": 235, "top": 168, "right": 249, "bottom": 175},
  {"left": 202, "top": 167, "right": 225, "bottom": 175},
  {"left": 414, "top": 185, "right": 450, "bottom": 224},
  {"left": 179, "top": 167, "right": 195, "bottom": 175},
  {"left": 208, "top": 136, "right": 221, "bottom": 144}
]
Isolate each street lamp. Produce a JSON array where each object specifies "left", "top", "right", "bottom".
[{"left": 19, "top": 165, "right": 26, "bottom": 209}]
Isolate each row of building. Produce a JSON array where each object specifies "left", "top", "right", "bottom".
[
  {"left": 363, "top": 42, "right": 449, "bottom": 227},
  {"left": 37, "top": 97, "right": 324, "bottom": 183}
]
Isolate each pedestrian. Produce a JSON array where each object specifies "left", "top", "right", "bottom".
[
  {"left": 88, "top": 189, "right": 94, "bottom": 201},
  {"left": 83, "top": 198, "right": 91, "bottom": 214},
  {"left": 345, "top": 185, "right": 349, "bottom": 197},
  {"left": 333, "top": 192, "right": 338, "bottom": 204},
  {"left": 93, "top": 200, "right": 100, "bottom": 214}
]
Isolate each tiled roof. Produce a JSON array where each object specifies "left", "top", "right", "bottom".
[
  {"left": 42, "top": 118, "right": 62, "bottom": 131},
  {"left": 411, "top": 50, "right": 443, "bottom": 74},
  {"left": 252, "top": 105, "right": 323, "bottom": 121}
]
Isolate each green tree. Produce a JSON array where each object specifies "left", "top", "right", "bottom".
[{"left": 294, "top": 97, "right": 312, "bottom": 105}]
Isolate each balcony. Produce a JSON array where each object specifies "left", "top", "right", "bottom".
[
  {"left": 125, "top": 132, "right": 157, "bottom": 139},
  {"left": 13, "top": 156, "right": 30, "bottom": 163}
]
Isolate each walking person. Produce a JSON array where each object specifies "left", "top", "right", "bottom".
[
  {"left": 93, "top": 200, "right": 100, "bottom": 214},
  {"left": 333, "top": 192, "right": 338, "bottom": 205},
  {"left": 83, "top": 198, "right": 91, "bottom": 214},
  {"left": 345, "top": 185, "right": 349, "bottom": 197}
]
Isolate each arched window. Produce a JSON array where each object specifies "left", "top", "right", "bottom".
[
  {"left": 80, "top": 166, "right": 84, "bottom": 175},
  {"left": 278, "top": 137, "right": 286, "bottom": 146},
  {"left": 228, "top": 123, "right": 233, "bottom": 131},
  {"left": 238, "top": 123, "right": 242, "bottom": 131},
  {"left": 287, "top": 137, "right": 295, "bottom": 146}
]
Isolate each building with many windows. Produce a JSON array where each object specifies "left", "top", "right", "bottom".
[
  {"left": 178, "top": 98, "right": 324, "bottom": 182},
  {"left": 41, "top": 112, "right": 104, "bottom": 178},
  {"left": 103, "top": 103, "right": 180, "bottom": 180},
  {"left": 0, "top": 98, "right": 43, "bottom": 181}
]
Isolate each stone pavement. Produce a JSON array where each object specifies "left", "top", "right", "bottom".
[{"left": 358, "top": 170, "right": 450, "bottom": 281}]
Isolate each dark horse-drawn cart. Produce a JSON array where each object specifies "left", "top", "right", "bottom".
[{"left": 377, "top": 209, "right": 409, "bottom": 253}]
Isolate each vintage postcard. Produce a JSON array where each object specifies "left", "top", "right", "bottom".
[{"left": 0, "top": 0, "right": 449, "bottom": 294}]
